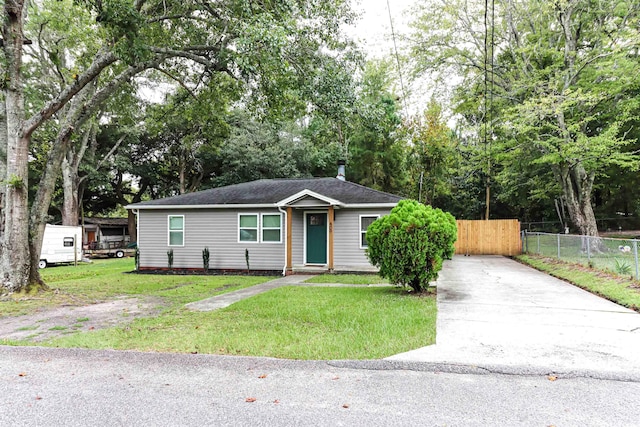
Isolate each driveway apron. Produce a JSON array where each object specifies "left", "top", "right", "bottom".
[{"left": 387, "top": 256, "right": 640, "bottom": 375}]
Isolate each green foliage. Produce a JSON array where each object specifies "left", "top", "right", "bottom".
[
  {"left": 403, "top": 99, "right": 459, "bottom": 207},
  {"left": 5, "top": 174, "right": 24, "bottom": 189},
  {"left": 202, "top": 247, "right": 210, "bottom": 271},
  {"left": 347, "top": 60, "right": 408, "bottom": 194},
  {"left": 134, "top": 248, "right": 140, "bottom": 271},
  {"left": 409, "top": 0, "right": 640, "bottom": 226},
  {"left": 366, "top": 200, "right": 457, "bottom": 292},
  {"left": 614, "top": 259, "right": 632, "bottom": 276},
  {"left": 167, "top": 249, "right": 174, "bottom": 269},
  {"left": 208, "top": 111, "right": 319, "bottom": 188}
]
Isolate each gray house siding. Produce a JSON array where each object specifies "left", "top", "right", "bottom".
[
  {"left": 286, "top": 207, "right": 391, "bottom": 267},
  {"left": 291, "top": 210, "right": 305, "bottom": 266},
  {"left": 333, "top": 208, "right": 391, "bottom": 267},
  {"left": 138, "top": 208, "right": 285, "bottom": 270}
]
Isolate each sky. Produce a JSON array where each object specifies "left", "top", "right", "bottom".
[
  {"left": 346, "top": 0, "right": 432, "bottom": 116},
  {"left": 346, "top": 0, "right": 415, "bottom": 59}
]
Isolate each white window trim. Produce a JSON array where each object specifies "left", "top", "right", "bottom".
[
  {"left": 168, "top": 215, "right": 185, "bottom": 247},
  {"left": 359, "top": 214, "right": 380, "bottom": 249},
  {"left": 238, "top": 213, "right": 259, "bottom": 244},
  {"left": 261, "top": 213, "right": 283, "bottom": 244}
]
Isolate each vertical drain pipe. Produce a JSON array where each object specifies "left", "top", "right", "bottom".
[
  {"left": 278, "top": 206, "right": 288, "bottom": 276},
  {"left": 634, "top": 240, "right": 639, "bottom": 281}
]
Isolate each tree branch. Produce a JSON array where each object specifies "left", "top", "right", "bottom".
[{"left": 23, "top": 48, "right": 118, "bottom": 138}]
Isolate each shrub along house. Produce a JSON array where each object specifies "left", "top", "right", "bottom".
[{"left": 127, "top": 170, "right": 403, "bottom": 274}]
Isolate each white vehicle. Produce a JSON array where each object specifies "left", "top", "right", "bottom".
[{"left": 39, "top": 224, "right": 82, "bottom": 269}]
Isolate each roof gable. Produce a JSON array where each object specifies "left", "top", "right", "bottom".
[{"left": 277, "top": 189, "right": 342, "bottom": 207}]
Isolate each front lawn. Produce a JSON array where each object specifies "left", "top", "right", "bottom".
[
  {"left": 39, "top": 286, "right": 436, "bottom": 359},
  {"left": 304, "top": 274, "right": 389, "bottom": 285},
  {"left": 2, "top": 260, "right": 437, "bottom": 359}
]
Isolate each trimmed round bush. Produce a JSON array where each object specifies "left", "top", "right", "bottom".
[{"left": 366, "top": 199, "right": 457, "bottom": 292}]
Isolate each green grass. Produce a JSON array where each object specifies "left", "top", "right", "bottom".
[
  {"left": 1, "top": 258, "right": 274, "bottom": 317},
  {"left": 3, "top": 259, "right": 436, "bottom": 359},
  {"left": 39, "top": 286, "right": 436, "bottom": 359},
  {"left": 517, "top": 254, "right": 640, "bottom": 311},
  {"left": 304, "top": 274, "right": 389, "bottom": 285},
  {"left": 15, "top": 325, "right": 39, "bottom": 331}
]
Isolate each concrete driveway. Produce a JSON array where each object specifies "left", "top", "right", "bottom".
[{"left": 387, "top": 256, "right": 640, "bottom": 376}]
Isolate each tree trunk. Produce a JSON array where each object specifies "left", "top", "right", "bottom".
[
  {"left": 61, "top": 155, "right": 80, "bottom": 226},
  {"left": 554, "top": 106, "right": 599, "bottom": 238},
  {"left": 27, "top": 127, "right": 76, "bottom": 287},
  {"left": 1, "top": 0, "right": 32, "bottom": 292},
  {"left": 0, "top": 98, "right": 7, "bottom": 240},
  {"left": 556, "top": 162, "right": 605, "bottom": 253},
  {"left": 128, "top": 210, "right": 137, "bottom": 244}
]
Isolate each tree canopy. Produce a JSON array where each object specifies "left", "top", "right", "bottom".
[
  {"left": 1, "top": 0, "right": 361, "bottom": 291},
  {"left": 409, "top": 0, "right": 640, "bottom": 234}
]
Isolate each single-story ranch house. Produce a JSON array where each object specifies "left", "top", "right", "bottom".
[{"left": 127, "top": 176, "right": 403, "bottom": 274}]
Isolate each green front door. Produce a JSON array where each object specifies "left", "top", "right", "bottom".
[{"left": 306, "top": 213, "right": 327, "bottom": 264}]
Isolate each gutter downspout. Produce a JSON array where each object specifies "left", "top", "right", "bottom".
[
  {"left": 133, "top": 208, "right": 139, "bottom": 248},
  {"left": 278, "top": 205, "right": 287, "bottom": 276},
  {"left": 133, "top": 208, "right": 140, "bottom": 270}
]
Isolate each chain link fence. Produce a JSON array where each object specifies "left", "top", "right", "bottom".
[
  {"left": 521, "top": 217, "right": 640, "bottom": 234},
  {"left": 522, "top": 232, "right": 640, "bottom": 280}
]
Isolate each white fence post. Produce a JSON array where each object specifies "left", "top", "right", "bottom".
[
  {"left": 557, "top": 234, "right": 561, "bottom": 259},
  {"left": 634, "top": 240, "right": 639, "bottom": 281}
]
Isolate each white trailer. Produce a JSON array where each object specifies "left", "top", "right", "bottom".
[{"left": 39, "top": 224, "right": 82, "bottom": 269}]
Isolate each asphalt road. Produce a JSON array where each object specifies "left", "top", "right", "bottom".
[{"left": 1, "top": 346, "right": 639, "bottom": 426}]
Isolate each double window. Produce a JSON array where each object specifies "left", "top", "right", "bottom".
[
  {"left": 168, "top": 215, "right": 185, "bottom": 246},
  {"left": 360, "top": 215, "right": 379, "bottom": 248},
  {"left": 239, "top": 213, "right": 282, "bottom": 243}
]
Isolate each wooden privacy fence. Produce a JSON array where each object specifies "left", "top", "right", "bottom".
[{"left": 454, "top": 219, "right": 522, "bottom": 256}]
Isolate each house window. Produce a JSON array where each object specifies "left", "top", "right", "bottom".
[
  {"left": 360, "top": 215, "right": 379, "bottom": 248},
  {"left": 168, "top": 215, "right": 184, "bottom": 246},
  {"left": 262, "top": 214, "right": 282, "bottom": 243},
  {"left": 239, "top": 214, "right": 258, "bottom": 242}
]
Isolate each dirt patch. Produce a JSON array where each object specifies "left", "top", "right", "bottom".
[{"left": 0, "top": 297, "right": 167, "bottom": 342}]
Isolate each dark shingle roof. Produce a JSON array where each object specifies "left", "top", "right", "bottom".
[
  {"left": 129, "top": 178, "right": 402, "bottom": 208},
  {"left": 83, "top": 217, "right": 129, "bottom": 226}
]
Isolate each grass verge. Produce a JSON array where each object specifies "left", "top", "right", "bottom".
[
  {"left": 516, "top": 254, "right": 640, "bottom": 312},
  {"left": 38, "top": 286, "right": 436, "bottom": 360}
]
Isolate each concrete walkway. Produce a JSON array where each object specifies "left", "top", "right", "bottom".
[
  {"left": 185, "top": 275, "right": 315, "bottom": 311},
  {"left": 387, "top": 256, "right": 640, "bottom": 376}
]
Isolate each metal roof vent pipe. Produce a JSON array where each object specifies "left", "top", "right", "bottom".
[{"left": 337, "top": 160, "right": 346, "bottom": 181}]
